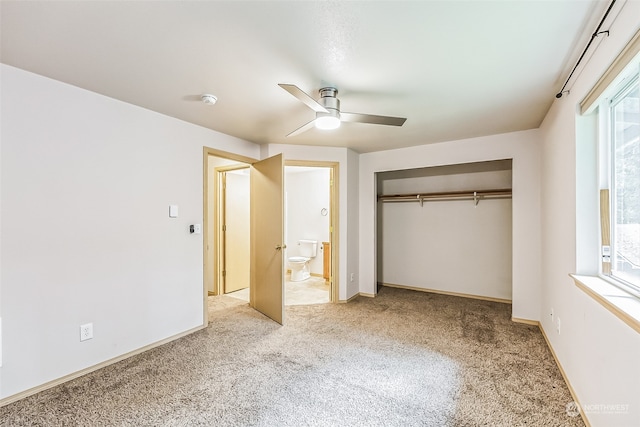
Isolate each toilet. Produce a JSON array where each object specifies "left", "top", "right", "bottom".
[{"left": 288, "top": 240, "right": 318, "bottom": 282}]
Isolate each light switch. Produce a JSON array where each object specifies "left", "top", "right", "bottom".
[{"left": 169, "top": 205, "right": 178, "bottom": 218}]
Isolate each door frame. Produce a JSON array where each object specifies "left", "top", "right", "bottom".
[
  {"left": 215, "top": 164, "right": 251, "bottom": 296},
  {"left": 285, "top": 160, "right": 339, "bottom": 304},
  {"left": 203, "top": 148, "right": 257, "bottom": 325}
]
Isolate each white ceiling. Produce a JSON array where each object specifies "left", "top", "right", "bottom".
[{"left": 0, "top": 1, "right": 605, "bottom": 153}]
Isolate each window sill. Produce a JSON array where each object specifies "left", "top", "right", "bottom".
[{"left": 570, "top": 274, "right": 640, "bottom": 334}]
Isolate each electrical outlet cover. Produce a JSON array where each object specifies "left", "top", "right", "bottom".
[{"left": 80, "top": 323, "right": 93, "bottom": 341}]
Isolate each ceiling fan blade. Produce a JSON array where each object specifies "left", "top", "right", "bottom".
[
  {"left": 341, "top": 112, "right": 407, "bottom": 126},
  {"left": 286, "top": 119, "right": 316, "bottom": 137},
  {"left": 279, "top": 84, "right": 328, "bottom": 113}
]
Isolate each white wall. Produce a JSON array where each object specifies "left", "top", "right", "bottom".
[
  {"left": 263, "top": 144, "right": 358, "bottom": 301},
  {"left": 347, "top": 148, "right": 359, "bottom": 298},
  {"left": 285, "top": 168, "right": 330, "bottom": 275},
  {"left": 359, "top": 129, "right": 541, "bottom": 320},
  {"left": 538, "top": 1, "right": 640, "bottom": 425},
  {"left": 0, "top": 65, "right": 260, "bottom": 400},
  {"left": 378, "top": 164, "right": 512, "bottom": 300}
]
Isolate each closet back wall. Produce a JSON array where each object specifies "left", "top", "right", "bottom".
[{"left": 377, "top": 161, "right": 512, "bottom": 301}]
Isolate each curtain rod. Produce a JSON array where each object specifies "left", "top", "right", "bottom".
[{"left": 556, "top": 0, "right": 617, "bottom": 99}]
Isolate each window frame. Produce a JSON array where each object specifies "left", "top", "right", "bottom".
[{"left": 601, "top": 68, "right": 640, "bottom": 298}]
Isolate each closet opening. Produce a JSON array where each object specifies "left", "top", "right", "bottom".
[{"left": 376, "top": 159, "right": 513, "bottom": 303}]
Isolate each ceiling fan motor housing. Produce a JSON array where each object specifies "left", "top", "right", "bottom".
[{"left": 318, "top": 87, "right": 340, "bottom": 119}]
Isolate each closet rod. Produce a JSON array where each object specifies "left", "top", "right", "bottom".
[{"left": 378, "top": 189, "right": 512, "bottom": 205}]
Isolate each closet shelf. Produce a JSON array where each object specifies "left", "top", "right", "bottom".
[{"left": 378, "top": 189, "right": 512, "bottom": 206}]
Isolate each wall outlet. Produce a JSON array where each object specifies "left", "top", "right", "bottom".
[
  {"left": 556, "top": 317, "right": 561, "bottom": 335},
  {"left": 350, "top": 273, "right": 355, "bottom": 282},
  {"left": 80, "top": 323, "right": 93, "bottom": 341}
]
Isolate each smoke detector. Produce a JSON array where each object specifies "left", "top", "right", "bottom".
[{"left": 201, "top": 94, "right": 218, "bottom": 105}]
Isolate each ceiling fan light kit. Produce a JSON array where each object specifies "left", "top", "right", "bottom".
[
  {"left": 278, "top": 83, "right": 406, "bottom": 137},
  {"left": 315, "top": 114, "right": 341, "bottom": 130}
]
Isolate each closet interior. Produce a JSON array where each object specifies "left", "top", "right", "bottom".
[{"left": 376, "top": 159, "right": 513, "bottom": 301}]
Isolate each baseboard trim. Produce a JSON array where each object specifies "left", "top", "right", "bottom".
[
  {"left": 285, "top": 270, "right": 323, "bottom": 278},
  {"left": 380, "top": 283, "right": 512, "bottom": 304},
  {"left": 338, "top": 292, "right": 374, "bottom": 303},
  {"left": 0, "top": 324, "right": 206, "bottom": 408},
  {"left": 511, "top": 317, "right": 540, "bottom": 326},
  {"left": 510, "top": 319, "right": 591, "bottom": 426},
  {"left": 538, "top": 325, "right": 592, "bottom": 427}
]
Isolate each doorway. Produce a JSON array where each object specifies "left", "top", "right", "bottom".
[
  {"left": 219, "top": 166, "right": 250, "bottom": 295},
  {"left": 204, "top": 149, "right": 285, "bottom": 323},
  {"left": 284, "top": 164, "right": 335, "bottom": 305},
  {"left": 202, "top": 149, "right": 339, "bottom": 325}
]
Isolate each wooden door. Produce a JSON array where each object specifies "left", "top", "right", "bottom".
[
  {"left": 250, "top": 154, "right": 285, "bottom": 324},
  {"left": 223, "top": 171, "right": 250, "bottom": 293}
]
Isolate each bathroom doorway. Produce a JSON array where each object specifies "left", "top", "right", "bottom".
[
  {"left": 284, "top": 161, "right": 338, "bottom": 305},
  {"left": 221, "top": 163, "right": 338, "bottom": 306}
]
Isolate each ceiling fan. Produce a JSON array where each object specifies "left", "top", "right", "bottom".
[{"left": 278, "top": 84, "right": 407, "bottom": 137}]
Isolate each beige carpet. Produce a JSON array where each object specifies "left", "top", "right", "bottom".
[{"left": 0, "top": 287, "right": 583, "bottom": 426}]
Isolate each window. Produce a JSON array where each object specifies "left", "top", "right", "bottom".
[
  {"left": 573, "top": 29, "right": 640, "bottom": 331},
  {"left": 605, "top": 69, "right": 640, "bottom": 293}
]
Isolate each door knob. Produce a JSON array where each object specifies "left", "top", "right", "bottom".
[{"left": 275, "top": 244, "right": 287, "bottom": 250}]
